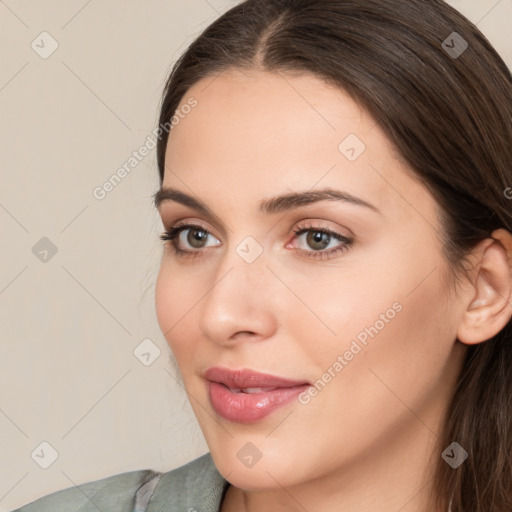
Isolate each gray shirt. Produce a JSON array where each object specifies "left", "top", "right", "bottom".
[{"left": 12, "top": 452, "right": 230, "bottom": 512}]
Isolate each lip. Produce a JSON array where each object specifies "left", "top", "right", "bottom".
[
  {"left": 204, "top": 367, "right": 311, "bottom": 423},
  {"left": 204, "top": 367, "right": 309, "bottom": 389}
]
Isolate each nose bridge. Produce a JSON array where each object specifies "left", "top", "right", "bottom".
[
  {"left": 197, "top": 236, "right": 276, "bottom": 344},
  {"left": 213, "top": 232, "right": 271, "bottom": 298}
]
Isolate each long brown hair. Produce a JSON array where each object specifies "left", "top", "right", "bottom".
[{"left": 155, "top": 1, "right": 512, "bottom": 510}]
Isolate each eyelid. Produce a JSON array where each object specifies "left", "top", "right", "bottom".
[
  {"left": 287, "top": 219, "right": 353, "bottom": 239},
  {"left": 159, "top": 209, "right": 229, "bottom": 240}
]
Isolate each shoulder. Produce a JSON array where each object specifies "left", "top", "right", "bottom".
[
  {"left": 11, "top": 468, "right": 160, "bottom": 512},
  {"left": 148, "top": 451, "right": 229, "bottom": 511},
  {"left": 11, "top": 453, "right": 228, "bottom": 512}
]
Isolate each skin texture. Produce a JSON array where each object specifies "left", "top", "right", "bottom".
[{"left": 154, "top": 69, "right": 512, "bottom": 512}]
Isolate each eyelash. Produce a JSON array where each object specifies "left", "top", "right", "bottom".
[{"left": 159, "top": 221, "right": 353, "bottom": 261}]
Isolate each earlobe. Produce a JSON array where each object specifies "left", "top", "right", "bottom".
[{"left": 457, "top": 228, "right": 512, "bottom": 345}]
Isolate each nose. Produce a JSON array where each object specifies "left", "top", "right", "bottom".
[{"left": 197, "top": 247, "right": 278, "bottom": 347}]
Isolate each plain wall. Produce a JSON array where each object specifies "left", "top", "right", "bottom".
[{"left": 1, "top": 0, "right": 511, "bottom": 509}]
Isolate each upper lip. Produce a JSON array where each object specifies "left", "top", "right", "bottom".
[{"left": 204, "top": 367, "right": 310, "bottom": 389}]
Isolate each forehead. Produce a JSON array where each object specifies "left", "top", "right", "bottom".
[{"left": 163, "top": 69, "right": 435, "bottom": 225}]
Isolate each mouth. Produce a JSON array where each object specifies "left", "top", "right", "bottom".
[
  {"left": 203, "top": 367, "right": 311, "bottom": 423},
  {"left": 222, "top": 386, "right": 280, "bottom": 393}
]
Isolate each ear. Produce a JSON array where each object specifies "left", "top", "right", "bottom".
[{"left": 457, "top": 228, "right": 512, "bottom": 345}]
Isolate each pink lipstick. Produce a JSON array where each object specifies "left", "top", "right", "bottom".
[{"left": 204, "top": 367, "right": 310, "bottom": 423}]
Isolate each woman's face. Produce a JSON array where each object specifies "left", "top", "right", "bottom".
[{"left": 155, "top": 69, "right": 467, "bottom": 491}]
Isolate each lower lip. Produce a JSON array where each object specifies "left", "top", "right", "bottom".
[{"left": 207, "top": 381, "right": 310, "bottom": 423}]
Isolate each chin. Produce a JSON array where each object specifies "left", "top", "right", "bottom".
[
  {"left": 220, "top": 463, "right": 289, "bottom": 491},
  {"left": 208, "top": 441, "right": 300, "bottom": 491}
]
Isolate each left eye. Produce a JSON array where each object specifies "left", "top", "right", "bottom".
[{"left": 291, "top": 227, "right": 349, "bottom": 252}]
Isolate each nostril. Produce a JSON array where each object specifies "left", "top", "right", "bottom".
[{"left": 232, "top": 331, "right": 257, "bottom": 339}]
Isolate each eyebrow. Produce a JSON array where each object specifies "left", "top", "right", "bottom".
[{"left": 153, "top": 186, "right": 380, "bottom": 217}]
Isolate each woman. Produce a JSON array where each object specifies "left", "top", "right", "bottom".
[{"left": 13, "top": 0, "right": 512, "bottom": 511}]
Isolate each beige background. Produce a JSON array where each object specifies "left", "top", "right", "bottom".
[{"left": 0, "top": 1, "right": 510, "bottom": 509}]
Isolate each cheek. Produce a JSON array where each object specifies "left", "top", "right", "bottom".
[
  {"left": 286, "top": 270, "right": 456, "bottom": 472},
  {"left": 315, "top": 261, "right": 455, "bottom": 420},
  {"left": 271, "top": 251, "right": 407, "bottom": 361},
  {"left": 285, "top": 236, "right": 454, "bottom": 382},
  {"left": 155, "top": 263, "right": 173, "bottom": 339},
  {"left": 155, "top": 262, "right": 198, "bottom": 355}
]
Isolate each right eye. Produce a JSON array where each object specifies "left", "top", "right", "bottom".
[{"left": 160, "top": 223, "right": 221, "bottom": 257}]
